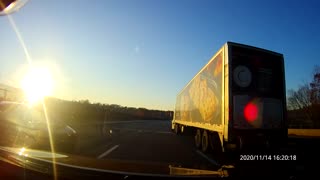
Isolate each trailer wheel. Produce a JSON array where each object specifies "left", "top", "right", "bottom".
[
  {"left": 201, "top": 130, "right": 209, "bottom": 152},
  {"left": 195, "top": 129, "right": 202, "bottom": 149}
]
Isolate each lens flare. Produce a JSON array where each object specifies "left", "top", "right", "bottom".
[
  {"left": 21, "top": 67, "right": 54, "bottom": 105},
  {"left": 18, "top": 147, "right": 26, "bottom": 156},
  {"left": 6, "top": 9, "right": 58, "bottom": 180}
]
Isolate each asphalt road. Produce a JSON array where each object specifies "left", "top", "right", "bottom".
[
  {"left": 72, "top": 120, "right": 221, "bottom": 171},
  {"left": 68, "top": 120, "right": 319, "bottom": 178}
]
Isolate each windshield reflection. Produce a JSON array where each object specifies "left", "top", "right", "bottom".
[{"left": 1, "top": 0, "right": 320, "bottom": 179}]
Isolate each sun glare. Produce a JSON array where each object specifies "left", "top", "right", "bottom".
[{"left": 21, "top": 66, "right": 54, "bottom": 104}]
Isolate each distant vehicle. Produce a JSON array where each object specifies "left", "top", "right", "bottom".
[
  {"left": 0, "top": 101, "right": 77, "bottom": 153},
  {"left": 172, "top": 42, "right": 287, "bottom": 156}
]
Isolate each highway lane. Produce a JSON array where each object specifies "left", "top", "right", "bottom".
[
  {"left": 68, "top": 120, "right": 319, "bottom": 178},
  {"left": 73, "top": 120, "right": 221, "bottom": 171}
]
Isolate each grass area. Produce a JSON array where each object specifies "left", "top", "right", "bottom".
[{"left": 288, "top": 129, "right": 320, "bottom": 137}]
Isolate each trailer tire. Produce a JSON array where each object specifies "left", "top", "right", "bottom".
[
  {"left": 195, "top": 129, "right": 202, "bottom": 149},
  {"left": 201, "top": 130, "right": 209, "bottom": 153}
]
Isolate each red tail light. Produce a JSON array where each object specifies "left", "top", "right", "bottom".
[{"left": 244, "top": 102, "right": 258, "bottom": 122}]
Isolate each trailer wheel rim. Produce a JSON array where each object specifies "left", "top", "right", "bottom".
[
  {"left": 202, "top": 130, "right": 209, "bottom": 152},
  {"left": 195, "top": 129, "right": 201, "bottom": 148}
]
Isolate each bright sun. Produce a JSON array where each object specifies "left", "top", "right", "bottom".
[{"left": 21, "top": 66, "right": 54, "bottom": 104}]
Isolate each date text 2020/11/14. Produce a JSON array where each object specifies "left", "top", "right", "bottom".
[{"left": 240, "top": 154, "right": 297, "bottom": 161}]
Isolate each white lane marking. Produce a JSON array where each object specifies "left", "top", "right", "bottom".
[
  {"left": 102, "top": 120, "right": 148, "bottom": 124},
  {"left": 135, "top": 130, "right": 173, "bottom": 134},
  {"left": 110, "top": 128, "right": 173, "bottom": 134},
  {"left": 155, "top": 131, "right": 173, "bottom": 134},
  {"left": 97, "top": 145, "right": 119, "bottom": 159},
  {"left": 195, "top": 150, "right": 220, "bottom": 166}
]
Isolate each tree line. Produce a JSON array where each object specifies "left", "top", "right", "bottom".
[
  {"left": 43, "top": 97, "right": 174, "bottom": 127},
  {"left": 287, "top": 65, "right": 320, "bottom": 128}
]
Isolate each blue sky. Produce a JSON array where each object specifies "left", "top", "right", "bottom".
[{"left": 0, "top": 0, "right": 319, "bottom": 110}]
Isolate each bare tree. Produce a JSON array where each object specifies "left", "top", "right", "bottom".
[
  {"left": 287, "top": 84, "right": 313, "bottom": 123},
  {"left": 287, "top": 84, "right": 311, "bottom": 110},
  {"left": 287, "top": 65, "right": 320, "bottom": 128},
  {"left": 310, "top": 65, "right": 320, "bottom": 105},
  {"left": 310, "top": 65, "right": 320, "bottom": 127}
]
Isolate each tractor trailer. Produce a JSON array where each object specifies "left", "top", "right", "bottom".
[{"left": 172, "top": 42, "right": 287, "bottom": 154}]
